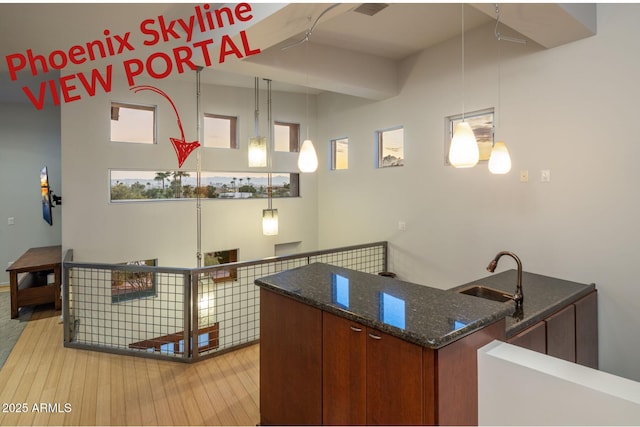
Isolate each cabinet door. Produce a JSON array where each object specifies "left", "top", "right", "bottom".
[
  {"left": 366, "top": 328, "right": 423, "bottom": 425},
  {"left": 545, "top": 304, "right": 576, "bottom": 363},
  {"left": 322, "top": 312, "right": 366, "bottom": 425},
  {"left": 575, "top": 291, "right": 598, "bottom": 369},
  {"left": 259, "top": 289, "right": 323, "bottom": 425},
  {"left": 507, "top": 321, "right": 546, "bottom": 354}
]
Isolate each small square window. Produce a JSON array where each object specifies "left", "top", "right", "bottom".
[
  {"left": 445, "top": 108, "right": 494, "bottom": 165},
  {"left": 204, "top": 249, "right": 238, "bottom": 283},
  {"left": 274, "top": 122, "right": 300, "bottom": 152},
  {"left": 376, "top": 127, "right": 404, "bottom": 168},
  {"left": 110, "top": 102, "right": 156, "bottom": 144},
  {"left": 331, "top": 137, "right": 349, "bottom": 170},
  {"left": 204, "top": 113, "right": 238, "bottom": 149}
]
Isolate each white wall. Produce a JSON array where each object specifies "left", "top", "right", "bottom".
[
  {"left": 0, "top": 102, "right": 61, "bottom": 284},
  {"left": 61, "top": 73, "right": 319, "bottom": 267},
  {"left": 478, "top": 341, "right": 640, "bottom": 425},
  {"left": 316, "top": 4, "right": 640, "bottom": 382}
]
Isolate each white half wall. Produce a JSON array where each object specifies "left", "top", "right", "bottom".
[{"left": 478, "top": 340, "right": 640, "bottom": 425}]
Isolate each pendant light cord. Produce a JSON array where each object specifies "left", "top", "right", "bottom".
[
  {"left": 195, "top": 66, "right": 203, "bottom": 267},
  {"left": 254, "top": 77, "right": 260, "bottom": 137},
  {"left": 461, "top": 3, "right": 466, "bottom": 122},
  {"left": 496, "top": 36, "right": 502, "bottom": 135},
  {"left": 265, "top": 78, "right": 273, "bottom": 211},
  {"left": 305, "top": 17, "right": 311, "bottom": 141}
]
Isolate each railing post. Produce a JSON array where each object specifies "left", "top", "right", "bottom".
[
  {"left": 383, "top": 241, "right": 389, "bottom": 273},
  {"left": 191, "top": 271, "right": 200, "bottom": 362},
  {"left": 62, "top": 249, "right": 74, "bottom": 344},
  {"left": 183, "top": 271, "right": 192, "bottom": 361}
]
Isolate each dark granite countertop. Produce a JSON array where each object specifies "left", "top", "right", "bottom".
[
  {"left": 254, "top": 262, "right": 512, "bottom": 349},
  {"left": 449, "top": 269, "right": 596, "bottom": 338}
]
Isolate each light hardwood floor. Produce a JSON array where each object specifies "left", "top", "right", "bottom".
[{"left": 0, "top": 307, "right": 260, "bottom": 426}]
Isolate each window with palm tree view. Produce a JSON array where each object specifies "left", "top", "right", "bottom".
[{"left": 109, "top": 170, "right": 299, "bottom": 201}]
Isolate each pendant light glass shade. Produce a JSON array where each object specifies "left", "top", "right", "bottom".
[
  {"left": 298, "top": 139, "right": 318, "bottom": 172},
  {"left": 488, "top": 141, "right": 512, "bottom": 174},
  {"left": 262, "top": 209, "right": 278, "bottom": 236},
  {"left": 449, "top": 122, "right": 479, "bottom": 168},
  {"left": 248, "top": 137, "right": 267, "bottom": 167}
]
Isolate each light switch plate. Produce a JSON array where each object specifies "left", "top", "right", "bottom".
[{"left": 541, "top": 169, "right": 551, "bottom": 182}]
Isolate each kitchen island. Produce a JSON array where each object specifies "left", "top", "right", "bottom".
[
  {"left": 255, "top": 263, "right": 597, "bottom": 426},
  {"left": 255, "top": 263, "right": 512, "bottom": 426}
]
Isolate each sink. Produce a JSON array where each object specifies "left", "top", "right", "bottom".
[{"left": 458, "top": 285, "right": 514, "bottom": 303}]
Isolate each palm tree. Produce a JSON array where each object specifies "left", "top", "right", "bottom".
[
  {"left": 172, "top": 171, "right": 190, "bottom": 198},
  {"left": 246, "top": 177, "right": 252, "bottom": 188},
  {"left": 154, "top": 171, "right": 171, "bottom": 192}
]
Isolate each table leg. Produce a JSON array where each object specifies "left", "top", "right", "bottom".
[
  {"left": 10, "top": 271, "right": 18, "bottom": 319},
  {"left": 54, "top": 266, "right": 61, "bottom": 310}
]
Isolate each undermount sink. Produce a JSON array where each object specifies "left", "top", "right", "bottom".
[{"left": 458, "top": 285, "right": 514, "bottom": 303}]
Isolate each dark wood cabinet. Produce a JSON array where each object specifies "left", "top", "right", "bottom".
[
  {"left": 434, "top": 320, "right": 505, "bottom": 426},
  {"left": 506, "top": 290, "right": 597, "bottom": 369},
  {"left": 322, "top": 312, "right": 367, "bottom": 425},
  {"left": 575, "top": 290, "right": 598, "bottom": 369},
  {"left": 261, "top": 289, "right": 505, "bottom": 426},
  {"left": 365, "top": 326, "right": 424, "bottom": 425},
  {"left": 507, "top": 320, "right": 546, "bottom": 353},
  {"left": 323, "top": 312, "right": 423, "bottom": 425},
  {"left": 546, "top": 304, "right": 576, "bottom": 362},
  {"left": 7, "top": 245, "right": 62, "bottom": 318},
  {"left": 259, "top": 289, "right": 323, "bottom": 425}
]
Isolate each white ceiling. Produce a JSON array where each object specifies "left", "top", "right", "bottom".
[{"left": 0, "top": 3, "right": 596, "bottom": 101}]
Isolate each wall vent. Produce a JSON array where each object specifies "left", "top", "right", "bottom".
[{"left": 353, "top": 3, "right": 389, "bottom": 17}]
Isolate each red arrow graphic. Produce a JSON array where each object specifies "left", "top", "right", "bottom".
[{"left": 130, "top": 85, "right": 200, "bottom": 168}]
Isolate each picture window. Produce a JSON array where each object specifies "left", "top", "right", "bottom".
[
  {"left": 110, "top": 102, "right": 156, "bottom": 144},
  {"left": 376, "top": 126, "right": 404, "bottom": 168},
  {"left": 274, "top": 122, "right": 300, "bottom": 152},
  {"left": 203, "top": 113, "right": 238, "bottom": 149},
  {"left": 109, "top": 170, "right": 300, "bottom": 202},
  {"left": 331, "top": 137, "right": 349, "bottom": 170}
]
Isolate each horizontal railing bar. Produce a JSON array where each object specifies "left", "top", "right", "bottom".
[{"left": 64, "top": 241, "right": 387, "bottom": 275}]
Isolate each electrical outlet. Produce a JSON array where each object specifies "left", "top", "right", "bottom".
[
  {"left": 398, "top": 221, "right": 407, "bottom": 231},
  {"left": 8, "top": 217, "right": 14, "bottom": 225},
  {"left": 519, "top": 170, "right": 529, "bottom": 183}
]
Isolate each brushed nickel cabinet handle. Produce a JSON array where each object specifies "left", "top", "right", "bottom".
[
  {"left": 350, "top": 326, "right": 362, "bottom": 332},
  {"left": 368, "top": 333, "right": 382, "bottom": 340}
]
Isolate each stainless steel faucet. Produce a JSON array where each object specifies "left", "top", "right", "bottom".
[{"left": 487, "top": 251, "right": 523, "bottom": 307}]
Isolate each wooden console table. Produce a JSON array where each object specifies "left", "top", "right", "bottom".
[{"left": 6, "top": 245, "right": 62, "bottom": 318}]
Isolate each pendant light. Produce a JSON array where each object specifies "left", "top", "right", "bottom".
[
  {"left": 489, "top": 4, "right": 520, "bottom": 175},
  {"left": 298, "top": 140, "right": 318, "bottom": 173},
  {"left": 488, "top": 141, "right": 511, "bottom": 174},
  {"left": 296, "top": 15, "right": 319, "bottom": 173},
  {"left": 448, "top": 3, "right": 479, "bottom": 168},
  {"left": 281, "top": 5, "right": 339, "bottom": 173},
  {"left": 262, "top": 78, "right": 278, "bottom": 235},
  {"left": 298, "top": 83, "right": 318, "bottom": 172},
  {"left": 248, "top": 77, "right": 267, "bottom": 167}
]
